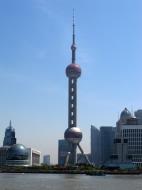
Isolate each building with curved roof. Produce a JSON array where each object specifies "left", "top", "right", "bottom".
[{"left": 6, "top": 144, "right": 29, "bottom": 166}]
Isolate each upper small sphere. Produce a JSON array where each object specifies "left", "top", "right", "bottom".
[
  {"left": 64, "top": 127, "right": 82, "bottom": 144},
  {"left": 66, "top": 64, "right": 81, "bottom": 78},
  {"left": 71, "top": 44, "right": 76, "bottom": 50}
]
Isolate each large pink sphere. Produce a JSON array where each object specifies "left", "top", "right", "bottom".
[{"left": 66, "top": 64, "right": 81, "bottom": 78}]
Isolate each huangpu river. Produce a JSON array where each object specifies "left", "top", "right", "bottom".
[{"left": 0, "top": 173, "right": 142, "bottom": 190}]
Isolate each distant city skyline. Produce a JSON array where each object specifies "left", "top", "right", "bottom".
[{"left": 0, "top": 0, "right": 142, "bottom": 163}]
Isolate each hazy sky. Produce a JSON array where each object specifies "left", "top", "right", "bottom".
[{"left": 0, "top": 0, "right": 142, "bottom": 163}]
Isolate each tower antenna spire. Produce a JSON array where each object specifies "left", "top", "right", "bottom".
[
  {"left": 73, "top": 8, "right": 75, "bottom": 43},
  {"left": 71, "top": 8, "right": 76, "bottom": 63}
]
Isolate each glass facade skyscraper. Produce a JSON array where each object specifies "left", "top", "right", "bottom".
[
  {"left": 3, "top": 121, "right": 16, "bottom": 146},
  {"left": 91, "top": 125, "right": 101, "bottom": 165},
  {"left": 100, "top": 126, "right": 115, "bottom": 164},
  {"left": 58, "top": 139, "right": 71, "bottom": 166}
]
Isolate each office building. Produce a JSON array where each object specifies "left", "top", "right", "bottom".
[
  {"left": 43, "top": 155, "right": 50, "bottom": 165},
  {"left": 0, "top": 121, "right": 41, "bottom": 166},
  {"left": 135, "top": 109, "right": 142, "bottom": 125},
  {"left": 58, "top": 139, "right": 71, "bottom": 166},
  {"left": 3, "top": 121, "right": 16, "bottom": 146},
  {"left": 100, "top": 126, "right": 115, "bottom": 164},
  {"left": 112, "top": 108, "right": 142, "bottom": 167},
  {"left": 27, "top": 148, "right": 41, "bottom": 166},
  {"left": 0, "top": 146, "right": 10, "bottom": 166},
  {"left": 121, "top": 121, "right": 142, "bottom": 166},
  {"left": 91, "top": 125, "right": 101, "bottom": 165}
]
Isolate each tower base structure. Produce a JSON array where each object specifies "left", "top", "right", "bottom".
[
  {"left": 64, "top": 142, "right": 91, "bottom": 166},
  {"left": 64, "top": 127, "right": 91, "bottom": 166}
]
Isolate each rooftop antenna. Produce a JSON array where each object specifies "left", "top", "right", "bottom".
[
  {"left": 9, "top": 120, "right": 12, "bottom": 128},
  {"left": 131, "top": 105, "right": 134, "bottom": 117}
]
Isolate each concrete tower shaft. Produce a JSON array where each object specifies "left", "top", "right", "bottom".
[
  {"left": 66, "top": 13, "right": 81, "bottom": 129},
  {"left": 68, "top": 77, "right": 77, "bottom": 128}
]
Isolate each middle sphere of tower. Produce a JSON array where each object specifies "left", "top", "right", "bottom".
[
  {"left": 64, "top": 127, "right": 82, "bottom": 144},
  {"left": 66, "top": 64, "right": 81, "bottom": 78}
]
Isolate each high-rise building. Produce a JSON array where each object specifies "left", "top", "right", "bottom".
[
  {"left": 121, "top": 122, "right": 142, "bottom": 166},
  {"left": 0, "top": 146, "right": 9, "bottom": 166},
  {"left": 116, "top": 108, "right": 132, "bottom": 137},
  {"left": 112, "top": 108, "right": 132, "bottom": 163},
  {"left": 43, "top": 155, "right": 50, "bottom": 165},
  {"left": 91, "top": 125, "right": 101, "bottom": 165},
  {"left": 58, "top": 139, "right": 71, "bottom": 166},
  {"left": 111, "top": 108, "right": 142, "bottom": 167},
  {"left": 100, "top": 126, "right": 115, "bottom": 164},
  {"left": 3, "top": 121, "right": 16, "bottom": 146},
  {"left": 64, "top": 15, "right": 90, "bottom": 166},
  {"left": 135, "top": 109, "right": 142, "bottom": 124}
]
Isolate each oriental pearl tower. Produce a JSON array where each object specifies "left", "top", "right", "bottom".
[{"left": 64, "top": 14, "right": 91, "bottom": 166}]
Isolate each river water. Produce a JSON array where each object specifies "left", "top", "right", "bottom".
[{"left": 0, "top": 173, "right": 142, "bottom": 190}]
